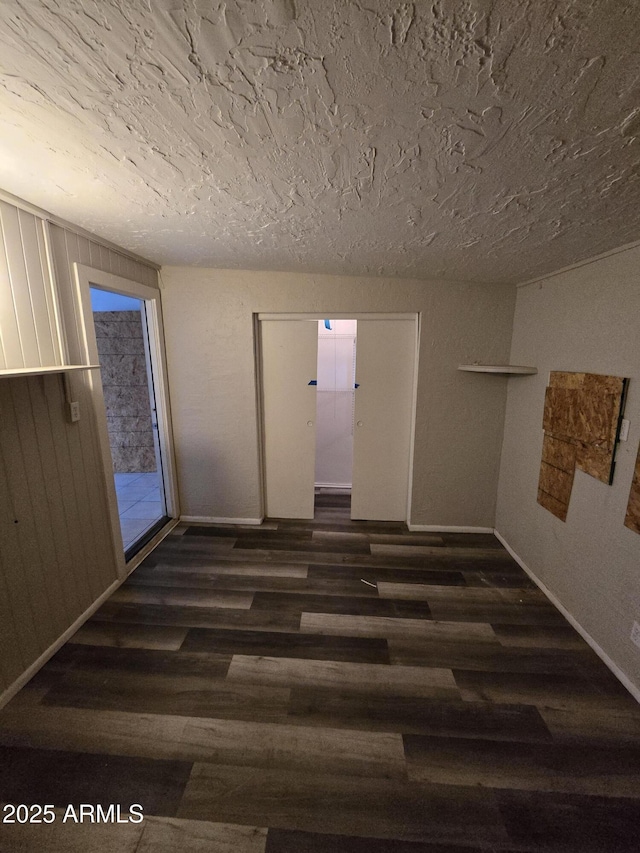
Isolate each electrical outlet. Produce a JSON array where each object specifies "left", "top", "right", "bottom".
[
  {"left": 68, "top": 401, "right": 80, "bottom": 423},
  {"left": 631, "top": 621, "right": 640, "bottom": 650}
]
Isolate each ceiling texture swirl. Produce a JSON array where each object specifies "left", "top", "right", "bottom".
[{"left": 0, "top": 0, "right": 639, "bottom": 282}]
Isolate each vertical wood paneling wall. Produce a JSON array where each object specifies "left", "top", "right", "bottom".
[
  {"left": 0, "top": 208, "right": 159, "bottom": 700},
  {"left": 0, "top": 201, "right": 62, "bottom": 370},
  {"left": 48, "top": 224, "right": 158, "bottom": 365}
]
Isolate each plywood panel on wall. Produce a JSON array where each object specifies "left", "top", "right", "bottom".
[
  {"left": 625, "top": 444, "right": 640, "bottom": 534},
  {"left": 538, "top": 371, "right": 627, "bottom": 521}
]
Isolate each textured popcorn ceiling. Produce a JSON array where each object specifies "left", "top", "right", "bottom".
[{"left": 0, "top": 0, "right": 639, "bottom": 282}]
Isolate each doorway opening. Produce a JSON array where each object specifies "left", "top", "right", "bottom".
[
  {"left": 90, "top": 286, "right": 170, "bottom": 557},
  {"left": 314, "top": 319, "right": 357, "bottom": 520},
  {"left": 259, "top": 312, "right": 417, "bottom": 523}
]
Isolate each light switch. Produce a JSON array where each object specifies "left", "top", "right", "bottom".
[
  {"left": 619, "top": 418, "right": 630, "bottom": 441},
  {"left": 68, "top": 401, "right": 80, "bottom": 422}
]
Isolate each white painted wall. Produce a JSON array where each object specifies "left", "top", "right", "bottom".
[
  {"left": 496, "top": 245, "right": 640, "bottom": 694},
  {"left": 160, "top": 268, "right": 515, "bottom": 527}
]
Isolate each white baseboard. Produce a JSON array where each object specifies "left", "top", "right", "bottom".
[
  {"left": 494, "top": 529, "right": 640, "bottom": 706},
  {"left": 315, "top": 483, "right": 352, "bottom": 490},
  {"left": 408, "top": 524, "right": 495, "bottom": 533},
  {"left": 0, "top": 575, "right": 122, "bottom": 711},
  {"left": 180, "top": 515, "right": 264, "bottom": 526},
  {"left": 0, "top": 520, "right": 179, "bottom": 711}
]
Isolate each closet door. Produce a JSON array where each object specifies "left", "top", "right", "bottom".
[
  {"left": 351, "top": 318, "right": 417, "bottom": 521},
  {"left": 260, "top": 319, "right": 318, "bottom": 519}
]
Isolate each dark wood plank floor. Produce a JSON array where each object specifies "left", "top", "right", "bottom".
[{"left": 1, "top": 494, "right": 640, "bottom": 852}]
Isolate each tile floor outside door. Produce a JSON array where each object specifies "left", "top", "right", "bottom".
[{"left": 114, "top": 472, "right": 163, "bottom": 549}]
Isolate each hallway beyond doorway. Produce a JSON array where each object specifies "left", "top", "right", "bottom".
[{"left": 314, "top": 486, "right": 351, "bottom": 521}]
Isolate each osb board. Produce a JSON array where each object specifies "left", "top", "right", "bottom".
[
  {"left": 538, "top": 437, "right": 575, "bottom": 521},
  {"left": 541, "top": 434, "right": 576, "bottom": 473},
  {"left": 538, "top": 371, "right": 627, "bottom": 522},
  {"left": 537, "top": 488, "right": 570, "bottom": 523},
  {"left": 539, "top": 460, "right": 574, "bottom": 506},
  {"left": 625, "top": 444, "right": 640, "bottom": 534}
]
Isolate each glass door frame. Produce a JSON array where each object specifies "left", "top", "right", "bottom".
[{"left": 73, "top": 263, "right": 179, "bottom": 577}]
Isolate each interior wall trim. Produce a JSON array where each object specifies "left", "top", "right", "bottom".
[
  {"left": 517, "top": 237, "right": 640, "bottom": 289},
  {"left": 494, "top": 529, "right": 640, "bottom": 706},
  {"left": 408, "top": 524, "right": 495, "bottom": 533},
  {"left": 257, "top": 312, "right": 417, "bottom": 321},
  {"left": 315, "top": 483, "right": 353, "bottom": 489},
  {"left": 180, "top": 515, "right": 264, "bottom": 526}
]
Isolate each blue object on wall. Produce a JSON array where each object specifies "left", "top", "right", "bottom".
[
  {"left": 324, "top": 319, "right": 332, "bottom": 330},
  {"left": 308, "top": 380, "right": 317, "bottom": 385}
]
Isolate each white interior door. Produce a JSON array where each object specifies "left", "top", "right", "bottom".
[
  {"left": 261, "top": 319, "right": 318, "bottom": 518},
  {"left": 351, "top": 318, "right": 417, "bottom": 520}
]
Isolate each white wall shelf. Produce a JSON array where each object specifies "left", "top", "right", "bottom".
[
  {"left": 0, "top": 364, "right": 100, "bottom": 379},
  {"left": 458, "top": 364, "right": 538, "bottom": 375}
]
